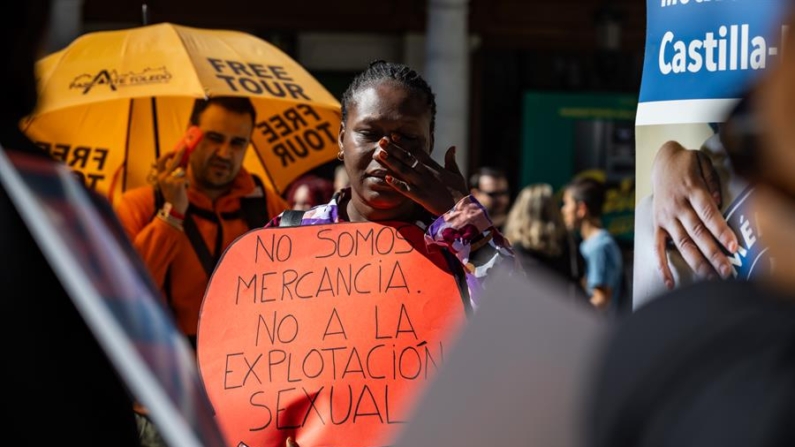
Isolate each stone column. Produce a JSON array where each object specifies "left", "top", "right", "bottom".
[
  {"left": 424, "top": 0, "right": 470, "bottom": 175},
  {"left": 47, "top": 0, "right": 84, "bottom": 53}
]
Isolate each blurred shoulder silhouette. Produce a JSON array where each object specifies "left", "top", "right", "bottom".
[
  {"left": 590, "top": 280, "right": 795, "bottom": 447},
  {"left": 0, "top": 1, "right": 139, "bottom": 444}
]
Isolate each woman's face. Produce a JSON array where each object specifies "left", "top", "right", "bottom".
[
  {"left": 338, "top": 81, "right": 432, "bottom": 221},
  {"left": 560, "top": 190, "right": 579, "bottom": 231},
  {"left": 291, "top": 184, "right": 313, "bottom": 211}
]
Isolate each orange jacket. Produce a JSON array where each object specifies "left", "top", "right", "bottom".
[{"left": 115, "top": 169, "right": 288, "bottom": 339}]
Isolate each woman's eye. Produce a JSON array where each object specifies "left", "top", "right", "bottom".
[{"left": 358, "top": 131, "right": 380, "bottom": 140}]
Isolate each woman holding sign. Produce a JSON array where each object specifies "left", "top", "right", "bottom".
[
  {"left": 198, "top": 60, "right": 516, "bottom": 447},
  {"left": 268, "top": 60, "right": 515, "bottom": 305}
]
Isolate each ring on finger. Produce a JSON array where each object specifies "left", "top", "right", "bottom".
[{"left": 410, "top": 158, "right": 419, "bottom": 169}]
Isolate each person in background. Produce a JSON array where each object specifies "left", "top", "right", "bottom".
[
  {"left": 561, "top": 176, "right": 623, "bottom": 313},
  {"left": 284, "top": 173, "right": 334, "bottom": 211},
  {"left": 115, "top": 96, "right": 288, "bottom": 348},
  {"left": 469, "top": 166, "right": 511, "bottom": 231},
  {"left": 114, "top": 96, "right": 289, "bottom": 446},
  {"left": 333, "top": 161, "right": 350, "bottom": 192},
  {"left": 1, "top": 0, "right": 140, "bottom": 443},
  {"left": 503, "top": 183, "right": 585, "bottom": 301}
]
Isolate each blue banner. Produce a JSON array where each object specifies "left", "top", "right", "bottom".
[
  {"left": 640, "top": 0, "right": 789, "bottom": 103},
  {"left": 723, "top": 187, "right": 772, "bottom": 279}
]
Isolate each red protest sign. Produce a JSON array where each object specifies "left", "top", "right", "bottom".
[{"left": 197, "top": 221, "right": 468, "bottom": 447}]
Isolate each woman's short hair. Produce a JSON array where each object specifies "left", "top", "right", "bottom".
[
  {"left": 284, "top": 174, "right": 334, "bottom": 210},
  {"left": 565, "top": 177, "right": 606, "bottom": 218},
  {"left": 189, "top": 96, "right": 256, "bottom": 127},
  {"left": 340, "top": 60, "right": 437, "bottom": 136}
]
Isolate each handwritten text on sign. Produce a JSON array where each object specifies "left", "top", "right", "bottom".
[{"left": 198, "top": 222, "right": 467, "bottom": 447}]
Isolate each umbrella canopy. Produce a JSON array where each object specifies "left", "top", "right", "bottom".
[{"left": 23, "top": 22, "right": 342, "bottom": 204}]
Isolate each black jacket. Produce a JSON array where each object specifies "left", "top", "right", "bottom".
[
  {"left": 590, "top": 279, "right": 795, "bottom": 447},
  {"left": 1, "top": 130, "right": 140, "bottom": 446}
]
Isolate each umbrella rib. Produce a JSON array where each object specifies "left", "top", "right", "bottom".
[
  {"left": 151, "top": 97, "right": 161, "bottom": 160},
  {"left": 249, "top": 139, "right": 280, "bottom": 195},
  {"left": 169, "top": 24, "right": 211, "bottom": 99},
  {"left": 123, "top": 98, "right": 135, "bottom": 191}
]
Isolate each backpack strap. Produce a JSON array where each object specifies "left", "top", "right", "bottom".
[
  {"left": 182, "top": 215, "right": 218, "bottom": 277},
  {"left": 152, "top": 187, "right": 217, "bottom": 277},
  {"left": 153, "top": 174, "right": 271, "bottom": 275},
  {"left": 239, "top": 174, "right": 270, "bottom": 229},
  {"left": 440, "top": 248, "right": 473, "bottom": 318},
  {"left": 280, "top": 210, "right": 306, "bottom": 227}
]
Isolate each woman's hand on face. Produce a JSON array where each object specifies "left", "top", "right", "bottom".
[
  {"left": 650, "top": 140, "right": 738, "bottom": 288},
  {"left": 374, "top": 135, "right": 468, "bottom": 216}
]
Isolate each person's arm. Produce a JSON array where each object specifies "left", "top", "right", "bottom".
[
  {"left": 113, "top": 188, "right": 185, "bottom": 289},
  {"left": 424, "top": 195, "right": 516, "bottom": 308},
  {"left": 590, "top": 286, "right": 612, "bottom": 311},
  {"left": 373, "top": 137, "right": 516, "bottom": 298},
  {"left": 425, "top": 195, "right": 512, "bottom": 262},
  {"left": 113, "top": 148, "right": 195, "bottom": 289},
  {"left": 651, "top": 140, "right": 739, "bottom": 288},
  {"left": 583, "top": 241, "right": 614, "bottom": 311}
]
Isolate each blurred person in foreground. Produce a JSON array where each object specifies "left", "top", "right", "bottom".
[
  {"left": 1, "top": 0, "right": 140, "bottom": 444},
  {"left": 469, "top": 166, "right": 511, "bottom": 231},
  {"left": 589, "top": 9, "right": 795, "bottom": 447},
  {"left": 503, "top": 183, "right": 586, "bottom": 302},
  {"left": 561, "top": 177, "right": 623, "bottom": 314}
]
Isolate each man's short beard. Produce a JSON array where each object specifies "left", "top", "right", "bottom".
[{"left": 195, "top": 173, "right": 235, "bottom": 192}]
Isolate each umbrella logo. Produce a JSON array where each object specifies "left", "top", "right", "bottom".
[
  {"left": 70, "top": 67, "right": 173, "bottom": 94},
  {"left": 27, "top": 22, "right": 343, "bottom": 202}
]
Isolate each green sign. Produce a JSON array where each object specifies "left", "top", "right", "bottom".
[{"left": 520, "top": 91, "right": 637, "bottom": 242}]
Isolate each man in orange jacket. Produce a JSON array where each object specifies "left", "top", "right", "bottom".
[
  {"left": 115, "top": 96, "right": 288, "bottom": 347},
  {"left": 116, "top": 96, "right": 289, "bottom": 446}
]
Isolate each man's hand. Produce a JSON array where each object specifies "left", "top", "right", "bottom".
[{"left": 153, "top": 147, "right": 190, "bottom": 215}]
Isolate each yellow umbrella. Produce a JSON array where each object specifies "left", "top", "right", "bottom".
[{"left": 23, "top": 22, "right": 341, "bottom": 204}]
